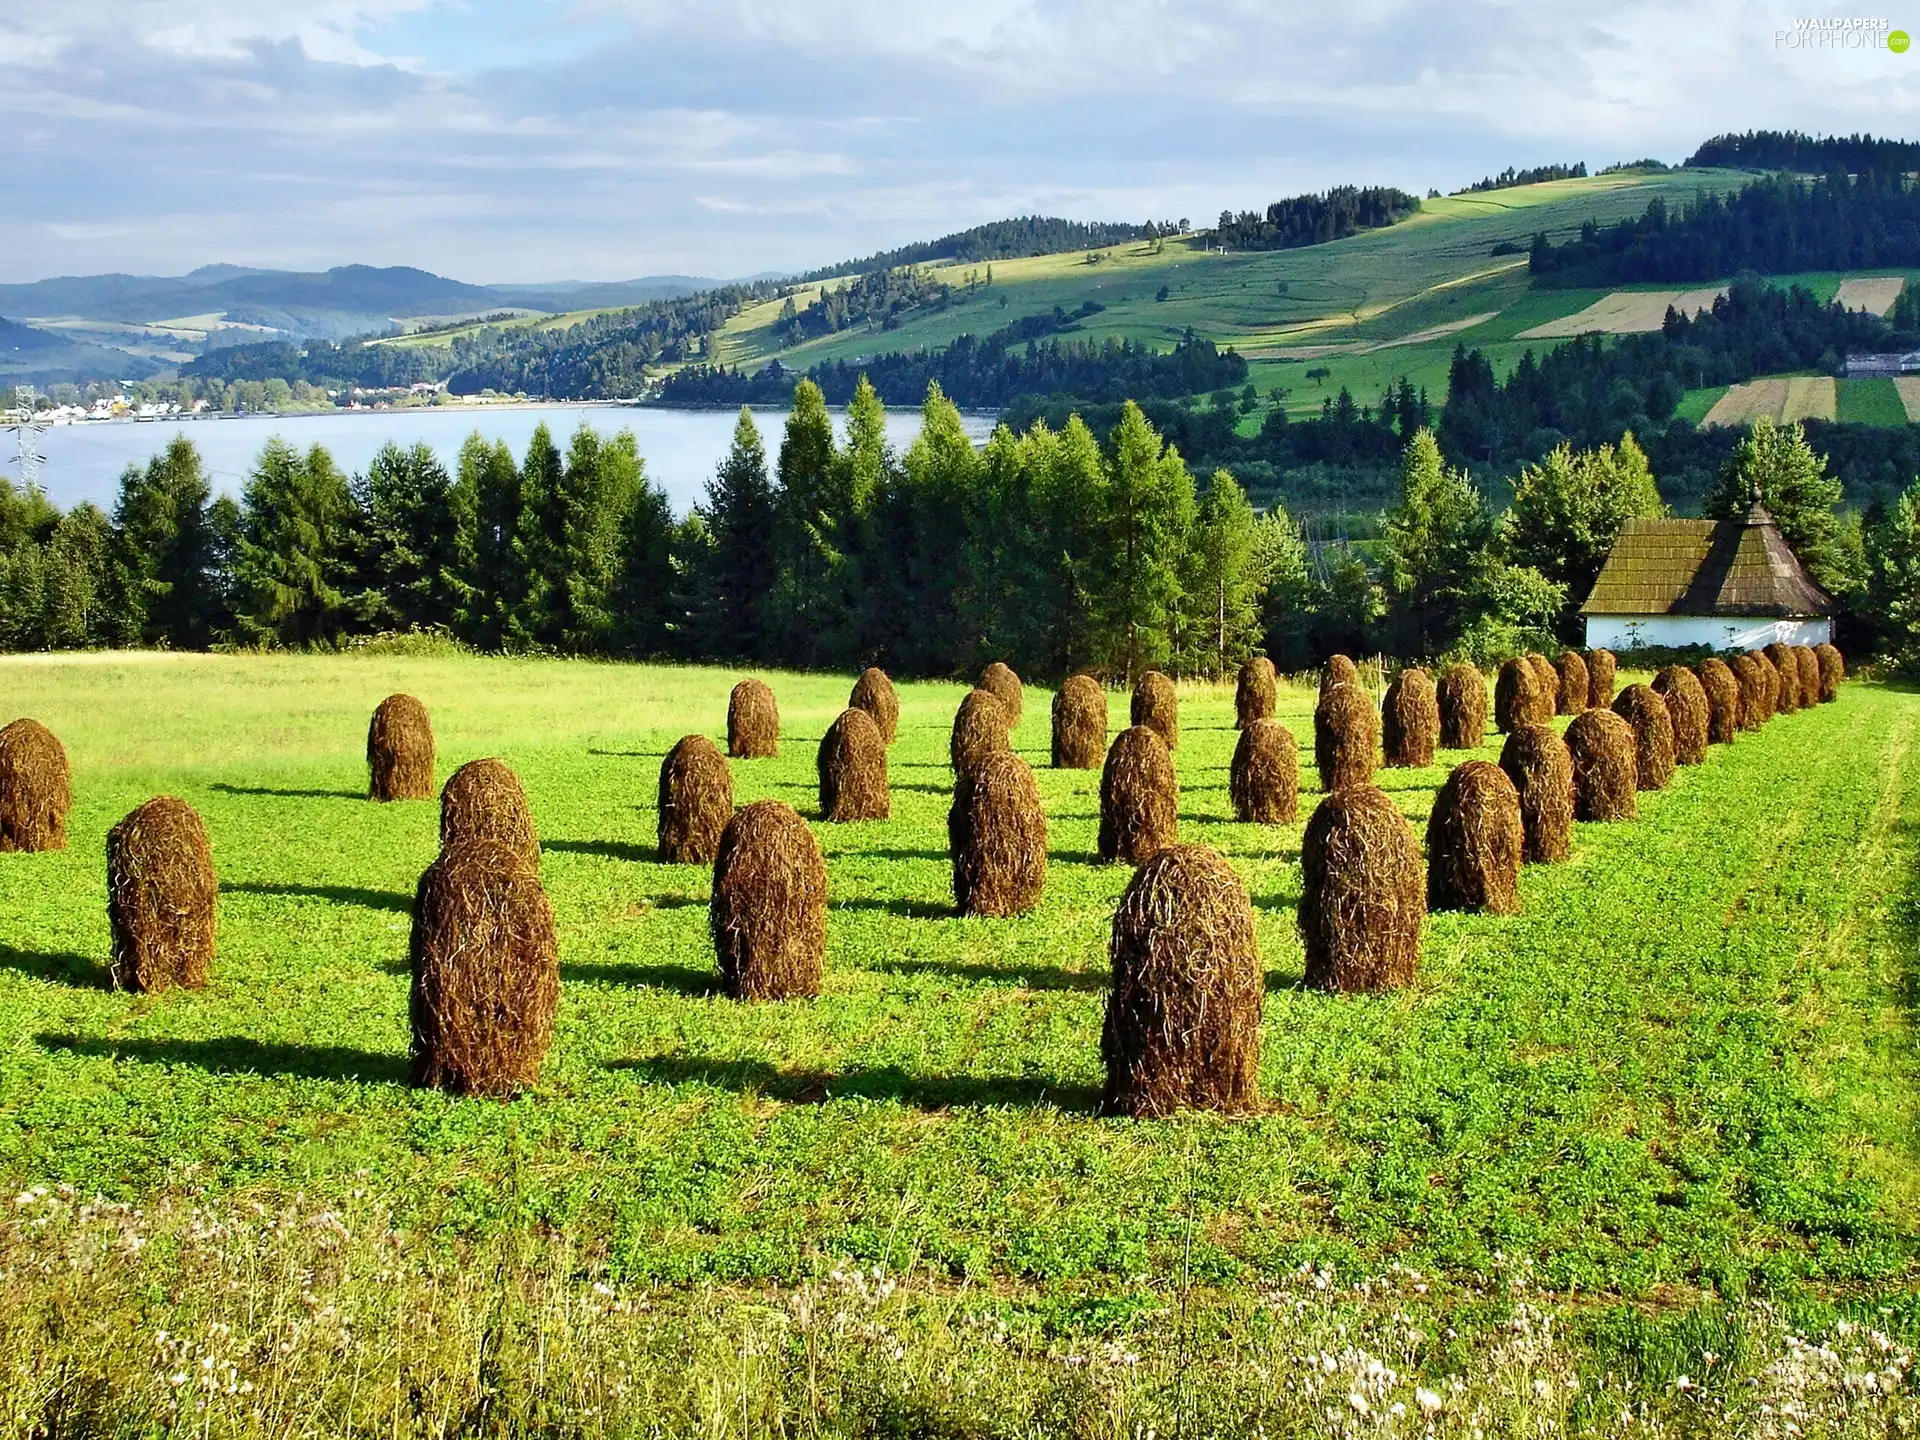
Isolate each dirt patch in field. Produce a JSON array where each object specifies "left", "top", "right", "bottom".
[
  {"left": 1834, "top": 276, "right": 1905, "bottom": 316},
  {"left": 1704, "top": 378, "right": 1790, "bottom": 427},
  {"left": 1372, "top": 312, "right": 1500, "bottom": 349},
  {"left": 1517, "top": 287, "right": 1726, "bottom": 339}
]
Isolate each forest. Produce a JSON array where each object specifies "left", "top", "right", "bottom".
[
  {"left": 1209, "top": 186, "right": 1423, "bottom": 252},
  {"left": 796, "top": 215, "right": 1165, "bottom": 281},
  {"left": 1683, "top": 127, "right": 1920, "bottom": 172}
]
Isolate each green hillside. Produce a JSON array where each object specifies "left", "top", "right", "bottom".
[{"left": 710, "top": 169, "right": 1758, "bottom": 415}]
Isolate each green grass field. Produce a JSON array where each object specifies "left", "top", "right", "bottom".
[
  {"left": 1839, "top": 376, "right": 1912, "bottom": 427},
  {"left": 1, "top": 653, "right": 1916, "bottom": 1435}
]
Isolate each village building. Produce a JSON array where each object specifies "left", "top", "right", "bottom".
[{"left": 1580, "top": 497, "right": 1836, "bottom": 652}]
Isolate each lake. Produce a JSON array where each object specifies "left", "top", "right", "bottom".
[{"left": 23, "top": 404, "right": 999, "bottom": 514}]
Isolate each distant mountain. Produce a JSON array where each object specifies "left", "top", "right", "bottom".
[{"left": 0, "top": 316, "right": 162, "bottom": 385}]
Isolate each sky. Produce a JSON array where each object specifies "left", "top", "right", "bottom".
[{"left": 1, "top": 0, "right": 1916, "bottom": 285}]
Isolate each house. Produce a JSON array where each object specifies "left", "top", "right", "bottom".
[{"left": 1580, "top": 498, "right": 1836, "bottom": 652}]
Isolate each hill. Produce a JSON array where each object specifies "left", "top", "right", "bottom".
[{"left": 0, "top": 315, "right": 161, "bottom": 385}]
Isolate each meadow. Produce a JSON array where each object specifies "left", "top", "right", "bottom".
[{"left": 0, "top": 651, "right": 1917, "bottom": 1436}]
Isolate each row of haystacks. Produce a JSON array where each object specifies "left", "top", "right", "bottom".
[{"left": 4, "top": 638, "right": 1851, "bottom": 1114}]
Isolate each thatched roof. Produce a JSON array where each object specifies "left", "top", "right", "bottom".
[{"left": 1580, "top": 503, "right": 1836, "bottom": 618}]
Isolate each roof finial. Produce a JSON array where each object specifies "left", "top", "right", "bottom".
[{"left": 1752, "top": 475, "right": 1763, "bottom": 506}]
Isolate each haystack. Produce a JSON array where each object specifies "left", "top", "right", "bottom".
[
  {"left": 106, "top": 796, "right": 217, "bottom": 994},
  {"left": 1753, "top": 650, "right": 1783, "bottom": 720},
  {"left": 1815, "top": 643, "right": 1845, "bottom": 701},
  {"left": 1299, "top": 785, "right": 1423, "bottom": 992},
  {"left": 1650, "top": 666, "right": 1710, "bottom": 766},
  {"left": 1585, "top": 649, "right": 1618, "bottom": 708},
  {"left": 1230, "top": 719, "right": 1298, "bottom": 824},
  {"left": 1564, "top": 710, "right": 1638, "bottom": 821},
  {"left": 1098, "top": 725, "right": 1178, "bottom": 864},
  {"left": 1730, "top": 652, "right": 1770, "bottom": 731},
  {"left": 657, "top": 734, "right": 734, "bottom": 864},
  {"left": 1611, "top": 684, "right": 1676, "bottom": 791},
  {"left": 1235, "top": 656, "right": 1277, "bottom": 728},
  {"left": 727, "top": 678, "right": 780, "bottom": 759},
  {"left": 1131, "top": 670, "right": 1180, "bottom": 750},
  {"left": 409, "top": 838, "right": 558, "bottom": 1097},
  {"left": 0, "top": 718, "right": 70, "bottom": 853},
  {"left": 1101, "top": 844, "right": 1262, "bottom": 1118},
  {"left": 1437, "top": 664, "right": 1488, "bottom": 750},
  {"left": 1426, "top": 761, "right": 1523, "bottom": 914},
  {"left": 1525, "top": 653, "right": 1558, "bottom": 705},
  {"left": 367, "top": 693, "right": 435, "bottom": 802},
  {"left": 818, "top": 707, "right": 890, "bottom": 821},
  {"left": 1494, "top": 657, "right": 1551, "bottom": 733},
  {"left": 1794, "top": 646, "right": 1820, "bottom": 707},
  {"left": 1763, "top": 642, "right": 1801, "bottom": 713},
  {"left": 710, "top": 800, "right": 827, "bottom": 1001},
  {"left": 1553, "top": 652, "right": 1590, "bottom": 717},
  {"left": 1498, "top": 724, "right": 1573, "bottom": 864},
  {"left": 1382, "top": 667, "right": 1438, "bottom": 768},
  {"left": 1314, "top": 683, "right": 1378, "bottom": 792},
  {"left": 848, "top": 667, "right": 900, "bottom": 745},
  {"left": 1696, "top": 658, "right": 1741, "bottom": 744},
  {"left": 1051, "top": 675, "right": 1108, "bottom": 769},
  {"left": 949, "top": 751, "right": 1047, "bottom": 917},
  {"left": 440, "top": 757, "right": 539, "bottom": 868},
  {"left": 978, "top": 661, "right": 1024, "bottom": 728},
  {"left": 1320, "top": 654, "right": 1361, "bottom": 696},
  {"left": 951, "top": 689, "right": 1012, "bottom": 776}
]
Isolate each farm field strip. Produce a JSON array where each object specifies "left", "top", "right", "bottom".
[
  {"left": 1834, "top": 275, "right": 1907, "bottom": 315},
  {"left": 1896, "top": 376, "right": 1920, "bottom": 422},
  {"left": 1515, "top": 286, "right": 1727, "bottom": 339},
  {"left": 1782, "top": 375, "right": 1839, "bottom": 422},
  {"left": 1703, "top": 377, "right": 1790, "bottom": 426}
]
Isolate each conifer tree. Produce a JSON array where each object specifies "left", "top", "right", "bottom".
[
  {"left": 230, "top": 440, "right": 358, "bottom": 647},
  {"left": 700, "top": 408, "right": 778, "bottom": 659},
  {"left": 107, "top": 436, "right": 224, "bottom": 648},
  {"left": 1182, "top": 469, "right": 1262, "bottom": 674},
  {"left": 1094, "top": 401, "right": 1194, "bottom": 681},
  {"left": 770, "top": 379, "right": 840, "bottom": 665},
  {"left": 354, "top": 441, "right": 462, "bottom": 634},
  {"left": 1704, "top": 416, "right": 1849, "bottom": 592},
  {"left": 454, "top": 434, "right": 532, "bottom": 649}
]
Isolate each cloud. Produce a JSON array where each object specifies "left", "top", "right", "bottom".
[{"left": 0, "top": 0, "right": 1916, "bottom": 283}]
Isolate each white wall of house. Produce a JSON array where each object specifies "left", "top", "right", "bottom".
[{"left": 1583, "top": 615, "right": 1832, "bottom": 651}]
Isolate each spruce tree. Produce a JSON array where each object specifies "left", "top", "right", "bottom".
[
  {"left": 1704, "top": 417, "right": 1848, "bottom": 592},
  {"left": 454, "top": 434, "right": 531, "bottom": 650},
  {"left": 770, "top": 379, "right": 839, "bottom": 665},
  {"left": 230, "top": 440, "right": 358, "bottom": 647},
  {"left": 1379, "top": 428, "right": 1497, "bottom": 656},
  {"left": 701, "top": 408, "right": 777, "bottom": 659},
  {"left": 1094, "top": 402, "right": 1194, "bottom": 681},
  {"left": 354, "top": 441, "right": 462, "bottom": 634},
  {"left": 1183, "top": 470, "right": 1263, "bottom": 675},
  {"left": 107, "top": 436, "right": 223, "bottom": 648}
]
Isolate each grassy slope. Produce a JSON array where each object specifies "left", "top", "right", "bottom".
[{"left": 0, "top": 653, "right": 1913, "bottom": 1307}]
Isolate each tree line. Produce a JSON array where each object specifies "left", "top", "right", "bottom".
[
  {"left": 1210, "top": 186, "right": 1422, "bottom": 253},
  {"left": 797, "top": 216, "right": 1166, "bottom": 282},
  {"left": 9, "top": 375, "right": 1908, "bottom": 675},
  {"left": 1684, "top": 129, "right": 1920, "bottom": 173},
  {"left": 1465, "top": 162, "right": 1587, "bottom": 193}
]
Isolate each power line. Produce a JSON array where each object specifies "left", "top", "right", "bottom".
[{"left": 4, "top": 387, "right": 49, "bottom": 490}]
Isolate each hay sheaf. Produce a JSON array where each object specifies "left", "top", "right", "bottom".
[
  {"left": 978, "top": 661, "right": 1024, "bottom": 728},
  {"left": 1815, "top": 643, "right": 1846, "bottom": 701},
  {"left": 1235, "top": 656, "right": 1277, "bottom": 728},
  {"left": 1498, "top": 724, "right": 1573, "bottom": 864},
  {"left": 1730, "top": 652, "right": 1771, "bottom": 730},
  {"left": 409, "top": 839, "right": 559, "bottom": 1097},
  {"left": 106, "top": 796, "right": 217, "bottom": 994},
  {"left": 1611, "top": 684, "right": 1677, "bottom": 791},
  {"left": 1436, "top": 664, "right": 1488, "bottom": 750},
  {"left": 440, "top": 758, "right": 539, "bottom": 867},
  {"left": 1230, "top": 719, "right": 1299, "bottom": 824},
  {"left": 710, "top": 800, "right": 827, "bottom": 1002},
  {"left": 657, "top": 734, "right": 734, "bottom": 864},
  {"left": 951, "top": 689, "right": 1012, "bottom": 776},
  {"left": 367, "top": 693, "right": 435, "bottom": 802},
  {"left": 1695, "top": 659, "right": 1742, "bottom": 745},
  {"left": 1763, "top": 642, "right": 1802, "bottom": 713},
  {"left": 1494, "top": 657, "right": 1552, "bottom": 733},
  {"left": 1051, "top": 675, "right": 1108, "bottom": 769},
  {"left": 1426, "top": 761, "right": 1524, "bottom": 915},
  {"left": 1098, "top": 725, "right": 1178, "bottom": 864},
  {"left": 1525, "top": 653, "right": 1558, "bottom": 704},
  {"left": 1320, "top": 654, "right": 1361, "bottom": 696},
  {"left": 1299, "top": 785, "right": 1424, "bottom": 993},
  {"left": 1101, "top": 844, "right": 1263, "bottom": 1118},
  {"left": 1585, "top": 649, "right": 1618, "bottom": 708},
  {"left": 948, "top": 751, "right": 1047, "bottom": 917},
  {"left": 1794, "top": 646, "right": 1821, "bottom": 708},
  {"left": 1131, "top": 670, "right": 1180, "bottom": 750},
  {"left": 1651, "top": 666, "right": 1710, "bottom": 766},
  {"left": 1564, "top": 710, "right": 1638, "bottom": 821},
  {"left": 818, "top": 708, "right": 890, "bottom": 822},
  {"left": 1553, "top": 652, "right": 1590, "bottom": 717},
  {"left": 727, "top": 679, "right": 780, "bottom": 759},
  {"left": 0, "top": 718, "right": 71, "bottom": 852},
  {"left": 848, "top": 667, "right": 900, "bottom": 745},
  {"left": 1382, "top": 667, "right": 1438, "bottom": 768},
  {"left": 1314, "top": 682, "right": 1378, "bottom": 792}
]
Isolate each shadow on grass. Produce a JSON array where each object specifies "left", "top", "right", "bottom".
[
  {"left": 832, "top": 897, "right": 952, "bottom": 920},
  {"left": 892, "top": 782, "right": 951, "bottom": 795},
  {"left": 610, "top": 1053, "right": 1096, "bottom": 1112},
  {"left": 546, "top": 839, "right": 654, "bottom": 863},
  {"left": 0, "top": 944, "right": 111, "bottom": 990},
  {"left": 587, "top": 748, "right": 672, "bottom": 760},
  {"left": 209, "top": 783, "right": 364, "bottom": 801},
  {"left": 37, "top": 1032, "right": 406, "bottom": 1084},
  {"left": 562, "top": 960, "right": 715, "bottom": 995},
  {"left": 866, "top": 955, "right": 1104, "bottom": 992},
  {"left": 846, "top": 847, "right": 948, "bottom": 862},
  {"left": 224, "top": 882, "right": 412, "bottom": 913}
]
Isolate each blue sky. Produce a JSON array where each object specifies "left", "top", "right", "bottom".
[{"left": 1, "top": 1, "right": 1915, "bottom": 285}]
